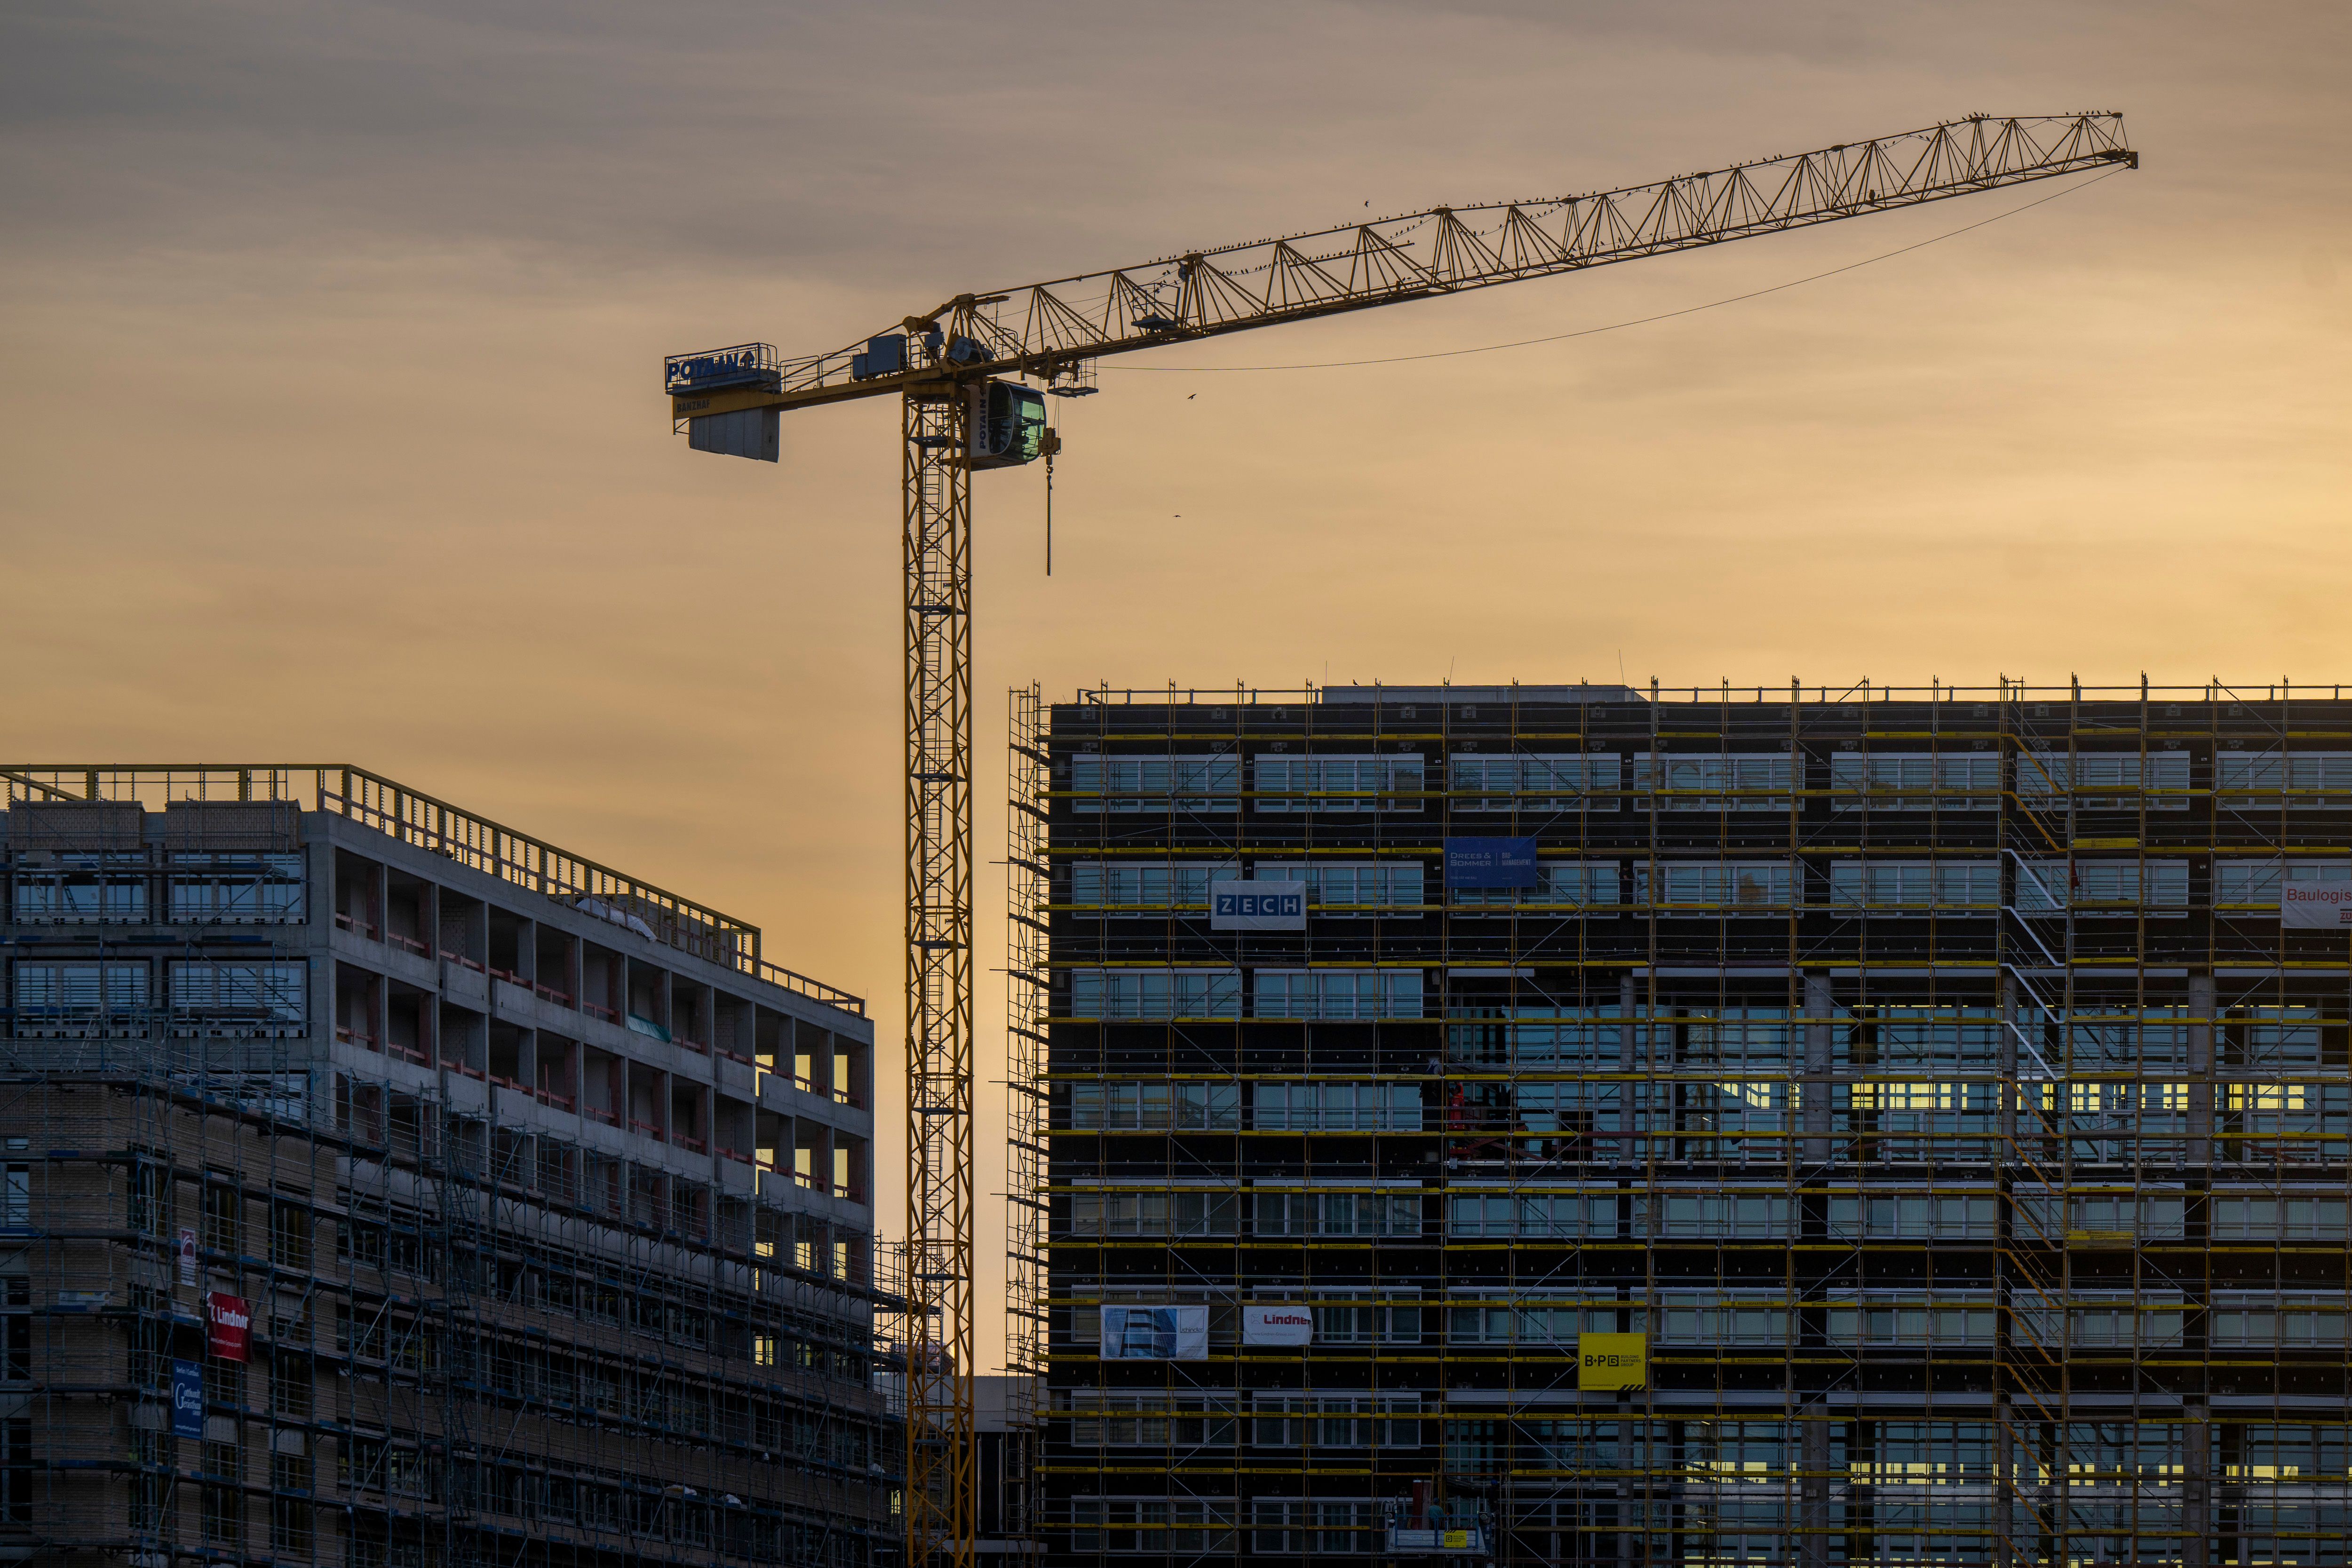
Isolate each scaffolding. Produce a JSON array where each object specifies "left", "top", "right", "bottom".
[
  {"left": 1008, "top": 680, "right": 2352, "bottom": 1568},
  {"left": 1, "top": 766, "right": 905, "bottom": 1568}
]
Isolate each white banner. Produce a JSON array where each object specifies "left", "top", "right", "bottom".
[
  {"left": 1100, "top": 1305, "right": 1209, "bottom": 1361},
  {"left": 2282, "top": 882, "right": 2352, "bottom": 929},
  {"left": 1242, "top": 1304, "right": 1314, "bottom": 1346},
  {"left": 1211, "top": 881, "right": 1305, "bottom": 931}
]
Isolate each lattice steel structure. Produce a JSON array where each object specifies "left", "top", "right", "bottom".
[
  {"left": 1015, "top": 680, "right": 2352, "bottom": 1568},
  {"left": 903, "top": 388, "right": 978, "bottom": 1568}
]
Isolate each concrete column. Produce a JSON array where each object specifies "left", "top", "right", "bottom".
[
  {"left": 1999, "top": 976, "right": 2019, "bottom": 1149},
  {"left": 1802, "top": 974, "right": 1834, "bottom": 1164},
  {"left": 2187, "top": 974, "right": 2215, "bottom": 1167},
  {"left": 1618, "top": 973, "right": 1637, "bottom": 1072},
  {"left": 2182, "top": 1410, "right": 2209, "bottom": 1568},
  {"left": 1799, "top": 1412, "right": 1830, "bottom": 1568}
]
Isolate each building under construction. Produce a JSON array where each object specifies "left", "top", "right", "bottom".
[
  {"left": 1006, "top": 681, "right": 2352, "bottom": 1568},
  {"left": 0, "top": 765, "right": 900, "bottom": 1568}
]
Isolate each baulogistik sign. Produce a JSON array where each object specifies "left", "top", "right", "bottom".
[
  {"left": 1210, "top": 881, "right": 1305, "bottom": 931},
  {"left": 2282, "top": 882, "right": 2352, "bottom": 928}
]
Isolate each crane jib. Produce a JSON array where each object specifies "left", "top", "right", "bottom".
[{"left": 662, "top": 112, "right": 2133, "bottom": 424}]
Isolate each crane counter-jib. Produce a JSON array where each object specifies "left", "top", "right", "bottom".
[{"left": 664, "top": 110, "right": 2132, "bottom": 423}]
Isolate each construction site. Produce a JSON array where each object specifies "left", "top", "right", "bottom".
[
  {"left": 0, "top": 766, "right": 903, "bottom": 1568},
  {"left": 1005, "top": 679, "right": 2352, "bottom": 1568}
]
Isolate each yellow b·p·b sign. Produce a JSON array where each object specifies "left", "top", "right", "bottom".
[{"left": 1578, "top": 1332, "right": 1647, "bottom": 1390}]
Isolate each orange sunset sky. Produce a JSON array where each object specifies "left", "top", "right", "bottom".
[{"left": 5, "top": 1, "right": 2349, "bottom": 1369}]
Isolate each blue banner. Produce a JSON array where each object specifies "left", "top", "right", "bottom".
[
  {"left": 1445, "top": 837, "right": 1537, "bottom": 890},
  {"left": 173, "top": 1358, "right": 204, "bottom": 1439}
]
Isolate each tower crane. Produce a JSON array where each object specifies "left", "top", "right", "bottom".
[{"left": 660, "top": 111, "right": 2133, "bottom": 1568}]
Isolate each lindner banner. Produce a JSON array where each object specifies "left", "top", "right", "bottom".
[
  {"left": 172, "top": 1359, "right": 205, "bottom": 1438},
  {"left": 1241, "top": 1304, "right": 1315, "bottom": 1346},
  {"left": 1445, "top": 837, "right": 1538, "bottom": 889},
  {"left": 206, "top": 1292, "right": 250, "bottom": 1362},
  {"left": 1100, "top": 1305, "right": 1210, "bottom": 1361},
  {"left": 2282, "top": 882, "right": 2352, "bottom": 928},
  {"left": 1210, "top": 881, "right": 1305, "bottom": 931}
]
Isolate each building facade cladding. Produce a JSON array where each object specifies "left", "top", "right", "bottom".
[
  {"left": 0, "top": 776, "right": 901, "bottom": 1568},
  {"left": 1011, "top": 684, "right": 2352, "bottom": 1568}
]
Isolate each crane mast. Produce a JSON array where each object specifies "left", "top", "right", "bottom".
[{"left": 659, "top": 111, "right": 2133, "bottom": 1568}]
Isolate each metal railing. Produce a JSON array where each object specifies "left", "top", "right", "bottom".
[{"left": 0, "top": 763, "right": 865, "bottom": 1015}]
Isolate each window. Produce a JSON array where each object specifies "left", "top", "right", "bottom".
[
  {"left": 2214, "top": 858, "right": 2352, "bottom": 906},
  {"left": 1850, "top": 1422, "right": 1997, "bottom": 1484},
  {"left": 1665, "top": 1297, "right": 1788, "bottom": 1354},
  {"left": 202, "top": 1177, "right": 240, "bottom": 1255},
  {"left": 271, "top": 1200, "right": 312, "bottom": 1268},
  {"left": 2217, "top": 749, "right": 2352, "bottom": 808},
  {"left": 1253, "top": 860, "right": 1424, "bottom": 914},
  {"left": 1253, "top": 1082, "right": 1420, "bottom": 1131},
  {"left": 1252, "top": 968, "right": 1422, "bottom": 1019},
  {"left": 1826, "top": 1296, "right": 1998, "bottom": 1346},
  {"left": 0, "top": 1169, "right": 24, "bottom": 1230},
  {"left": 2025, "top": 1294, "right": 2186, "bottom": 1349},
  {"left": 1063, "top": 1394, "right": 1236, "bottom": 1446},
  {"left": 1308, "top": 1293, "right": 1421, "bottom": 1345},
  {"left": 1066, "top": 754, "right": 1238, "bottom": 813},
  {"left": 1450, "top": 860, "right": 1619, "bottom": 911},
  {"left": 1825, "top": 1193, "right": 2000, "bottom": 1239},
  {"left": 1065, "top": 968, "right": 1240, "bottom": 1019},
  {"left": 1252, "top": 1191, "right": 1421, "bottom": 1238},
  {"left": 271, "top": 1353, "right": 313, "bottom": 1418},
  {"left": 1253, "top": 755, "right": 1424, "bottom": 813},
  {"left": 1644, "top": 1192, "right": 1792, "bottom": 1239},
  {"left": 127, "top": 1430, "right": 172, "bottom": 1530},
  {"left": 1631, "top": 753, "right": 1793, "bottom": 811},
  {"left": 1251, "top": 1397, "right": 1418, "bottom": 1449},
  {"left": 202, "top": 1442, "right": 244, "bottom": 1544},
  {"left": 0, "top": 1417, "right": 25, "bottom": 1525},
  {"left": 2210, "top": 1295, "right": 2351, "bottom": 1348},
  {"left": 128, "top": 1161, "right": 171, "bottom": 1236},
  {"left": 10, "top": 962, "right": 149, "bottom": 1035},
  {"left": 1065, "top": 1081, "right": 1240, "bottom": 1130},
  {"left": 1447, "top": 1297, "right": 1623, "bottom": 1347},
  {"left": 1065, "top": 859, "right": 1235, "bottom": 908},
  {"left": 9, "top": 853, "right": 148, "bottom": 923},
  {"left": 1447, "top": 1192, "right": 1617, "bottom": 1239},
  {"left": 2013, "top": 859, "right": 2190, "bottom": 910},
  {"left": 167, "top": 961, "right": 308, "bottom": 1034},
  {"left": 1679, "top": 1008, "right": 1795, "bottom": 1066},
  {"left": 2210, "top": 1194, "right": 2351, "bottom": 1240},
  {"left": 1448, "top": 1006, "right": 1653, "bottom": 1069},
  {"left": 1827, "top": 860, "right": 2000, "bottom": 911},
  {"left": 168, "top": 853, "right": 306, "bottom": 923},
  {"left": 1450, "top": 752, "right": 1621, "bottom": 811},
  {"left": 1069, "top": 1498, "right": 1237, "bottom": 1553},
  {"left": 1828, "top": 752, "right": 2001, "bottom": 809},
  {"left": 2016, "top": 749, "right": 2190, "bottom": 810},
  {"left": 1251, "top": 1499, "right": 1382, "bottom": 1555},
  {"left": 1634, "top": 861, "right": 1794, "bottom": 911},
  {"left": 1059, "top": 1190, "right": 1239, "bottom": 1238},
  {"left": 1844, "top": 1006, "right": 2002, "bottom": 1069},
  {"left": 2017, "top": 1193, "right": 2185, "bottom": 1240}
]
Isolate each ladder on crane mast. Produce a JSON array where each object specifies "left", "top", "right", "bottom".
[{"left": 660, "top": 110, "right": 2135, "bottom": 1568}]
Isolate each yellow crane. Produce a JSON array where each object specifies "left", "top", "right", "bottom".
[{"left": 660, "top": 111, "right": 2133, "bottom": 1568}]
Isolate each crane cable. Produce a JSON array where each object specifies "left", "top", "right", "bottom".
[{"left": 1102, "top": 167, "right": 2123, "bottom": 374}]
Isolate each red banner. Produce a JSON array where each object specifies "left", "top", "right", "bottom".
[{"left": 206, "top": 1292, "right": 250, "bottom": 1362}]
